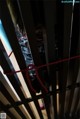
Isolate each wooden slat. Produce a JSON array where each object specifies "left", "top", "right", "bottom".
[
  {"left": 59, "top": 4, "right": 73, "bottom": 119},
  {"left": 55, "top": 1, "right": 64, "bottom": 118},
  {"left": 43, "top": 1, "right": 57, "bottom": 119},
  {"left": 0, "top": 43, "right": 35, "bottom": 119},
  {"left": 66, "top": 4, "right": 80, "bottom": 115},
  {"left": 0, "top": 101, "right": 16, "bottom": 119},
  {"left": 15, "top": 0, "right": 50, "bottom": 119},
  {"left": 66, "top": 61, "right": 79, "bottom": 115},
  {"left": 72, "top": 88, "right": 80, "bottom": 116},
  {"left": 1, "top": 82, "right": 79, "bottom": 110},
  {"left": 0, "top": 80, "right": 27, "bottom": 119},
  {"left": 0, "top": 1, "right": 43, "bottom": 118}
]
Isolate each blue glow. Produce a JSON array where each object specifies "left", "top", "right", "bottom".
[{"left": 0, "top": 20, "right": 12, "bottom": 51}]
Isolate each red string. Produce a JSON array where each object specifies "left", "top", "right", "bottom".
[
  {"left": 37, "top": 55, "right": 80, "bottom": 69},
  {"left": 8, "top": 51, "right": 13, "bottom": 57},
  {"left": 26, "top": 69, "right": 36, "bottom": 93},
  {"left": 4, "top": 55, "right": 80, "bottom": 93},
  {"left": 27, "top": 65, "right": 48, "bottom": 93},
  {"left": 35, "top": 67, "right": 48, "bottom": 93},
  {"left": 4, "top": 69, "right": 26, "bottom": 75}
]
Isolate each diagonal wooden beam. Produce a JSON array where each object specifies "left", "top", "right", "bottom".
[
  {"left": 72, "top": 88, "right": 80, "bottom": 116},
  {"left": 0, "top": 101, "right": 16, "bottom": 119},
  {"left": 0, "top": 1, "right": 43, "bottom": 118},
  {"left": 54, "top": 1, "right": 64, "bottom": 118},
  {"left": 0, "top": 82, "right": 79, "bottom": 111},
  {"left": 0, "top": 42, "right": 35, "bottom": 119},
  {"left": 59, "top": 4, "right": 73, "bottom": 119},
  {"left": 17, "top": 0, "right": 52, "bottom": 118},
  {"left": 66, "top": 61, "right": 80, "bottom": 115},
  {"left": 0, "top": 80, "right": 28, "bottom": 119},
  {"left": 43, "top": 1, "right": 57, "bottom": 119},
  {"left": 66, "top": 4, "right": 80, "bottom": 115}
]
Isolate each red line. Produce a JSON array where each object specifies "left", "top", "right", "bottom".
[
  {"left": 4, "top": 55, "right": 80, "bottom": 75},
  {"left": 35, "top": 68, "right": 48, "bottom": 93},
  {"left": 4, "top": 55, "right": 80, "bottom": 93},
  {"left": 4, "top": 69, "right": 27, "bottom": 75},
  {"left": 8, "top": 51, "right": 13, "bottom": 57},
  {"left": 37, "top": 55, "right": 80, "bottom": 69},
  {"left": 26, "top": 70, "right": 36, "bottom": 93}
]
